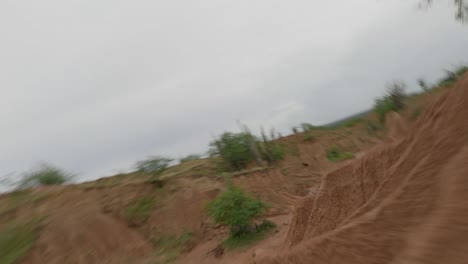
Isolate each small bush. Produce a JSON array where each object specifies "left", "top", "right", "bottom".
[
  {"left": 179, "top": 154, "right": 201, "bottom": 163},
  {"left": 374, "top": 81, "right": 406, "bottom": 123},
  {"left": 18, "top": 163, "right": 73, "bottom": 188},
  {"left": 271, "top": 144, "right": 285, "bottom": 161},
  {"left": 417, "top": 78, "right": 430, "bottom": 92},
  {"left": 207, "top": 185, "right": 266, "bottom": 237},
  {"left": 258, "top": 128, "right": 285, "bottom": 164},
  {"left": 326, "top": 147, "right": 354, "bottom": 162},
  {"left": 259, "top": 143, "right": 285, "bottom": 164},
  {"left": 125, "top": 197, "right": 154, "bottom": 226},
  {"left": 387, "top": 80, "right": 406, "bottom": 111},
  {"left": 374, "top": 97, "right": 395, "bottom": 123},
  {"left": 209, "top": 132, "right": 254, "bottom": 171},
  {"left": 135, "top": 156, "right": 173, "bottom": 174}
]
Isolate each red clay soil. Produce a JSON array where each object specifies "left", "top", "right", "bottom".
[
  {"left": 257, "top": 74, "right": 468, "bottom": 263},
  {"left": 19, "top": 187, "right": 154, "bottom": 264}
]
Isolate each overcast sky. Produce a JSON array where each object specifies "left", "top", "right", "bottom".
[{"left": 1, "top": 0, "right": 467, "bottom": 186}]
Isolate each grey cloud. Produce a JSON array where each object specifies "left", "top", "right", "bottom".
[{"left": 1, "top": 0, "right": 467, "bottom": 185}]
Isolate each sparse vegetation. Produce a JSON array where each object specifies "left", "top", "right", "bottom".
[
  {"left": 18, "top": 163, "right": 73, "bottom": 188},
  {"left": 326, "top": 147, "right": 354, "bottom": 162},
  {"left": 342, "top": 117, "right": 363, "bottom": 128},
  {"left": 0, "top": 218, "right": 43, "bottom": 264},
  {"left": 417, "top": 78, "right": 430, "bottom": 92},
  {"left": 0, "top": 190, "right": 48, "bottom": 216},
  {"left": 265, "top": 144, "right": 285, "bottom": 162},
  {"left": 300, "top": 123, "right": 315, "bottom": 132},
  {"left": 179, "top": 154, "right": 201, "bottom": 163},
  {"left": 437, "top": 65, "right": 468, "bottom": 87},
  {"left": 125, "top": 197, "right": 155, "bottom": 226},
  {"left": 222, "top": 220, "right": 275, "bottom": 249},
  {"left": 304, "top": 134, "right": 314, "bottom": 141},
  {"left": 208, "top": 184, "right": 267, "bottom": 237},
  {"left": 259, "top": 128, "right": 285, "bottom": 164},
  {"left": 366, "top": 120, "right": 383, "bottom": 135},
  {"left": 153, "top": 231, "right": 194, "bottom": 263},
  {"left": 135, "top": 156, "right": 173, "bottom": 175},
  {"left": 374, "top": 80, "right": 406, "bottom": 123}
]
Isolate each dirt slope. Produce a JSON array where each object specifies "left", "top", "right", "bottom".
[{"left": 257, "top": 74, "right": 468, "bottom": 263}]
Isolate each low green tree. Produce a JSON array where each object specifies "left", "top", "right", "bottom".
[{"left": 207, "top": 185, "right": 266, "bottom": 237}]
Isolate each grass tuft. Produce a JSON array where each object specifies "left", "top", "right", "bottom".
[
  {"left": 0, "top": 218, "right": 43, "bottom": 264},
  {"left": 125, "top": 197, "right": 154, "bottom": 225},
  {"left": 326, "top": 147, "right": 354, "bottom": 162}
]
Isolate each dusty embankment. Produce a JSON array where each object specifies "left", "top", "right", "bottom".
[{"left": 257, "top": 74, "right": 468, "bottom": 263}]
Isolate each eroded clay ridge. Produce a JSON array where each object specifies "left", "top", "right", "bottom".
[{"left": 259, "top": 74, "right": 468, "bottom": 264}]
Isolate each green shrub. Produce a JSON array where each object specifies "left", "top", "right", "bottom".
[
  {"left": 125, "top": 197, "right": 154, "bottom": 225},
  {"left": 326, "top": 147, "right": 354, "bottom": 162},
  {"left": 179, "top": 154, "right": 201, "bottom": 163},
  {"left": 269, "top": 144, "right": 285, "bottom": 161},
  {"left": 374, "top": 97, "right": 396, "bottom": 123},
  {"left": 209, "top": 132, "right": 254, "bottom": 171},
  {"left": 18, "top": 163, "right": 73, "bottom": 188},
  {"left": 438, "top": 66, "right": 468, "bottom": 87},
  {"left": 374, "top": 81, "right": 406, "bottom": 123},
  {"left": 207, "top": 185, "right": 266, "bottom": 237},
  {"left": 135, "top": 156, "right": 173, "bottom": 174},
  {"left": 259, "top": 142, "right": 285, "bottom": 164}
]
